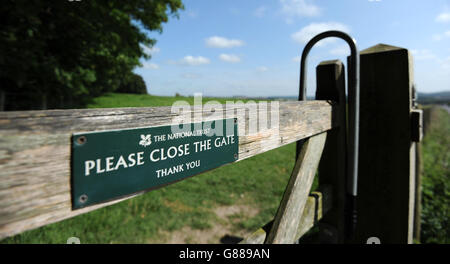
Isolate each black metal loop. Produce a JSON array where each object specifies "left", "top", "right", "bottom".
[{"left": 297, "top": 30, "right": 360, "bottom": 197}]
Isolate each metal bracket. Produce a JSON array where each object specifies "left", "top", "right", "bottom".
[
  {"left": 411, "top": 109, "right": 423, "bottom": 142},
  {"left": 296, "top": 30, "right": 360, "bottom": 238}
]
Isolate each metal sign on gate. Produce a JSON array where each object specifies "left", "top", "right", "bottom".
[{"left": 71, "top": 118, "right": 238, "bottom": 209}]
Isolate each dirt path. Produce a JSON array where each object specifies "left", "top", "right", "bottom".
[{"left": 148, "top": 204, "right": 259, "bottom": 244}]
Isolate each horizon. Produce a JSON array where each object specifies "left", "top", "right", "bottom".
[{"left": 161, "top": 89, "right": 450, "bottom": 99}]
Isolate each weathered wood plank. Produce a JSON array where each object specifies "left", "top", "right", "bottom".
[
  {"left": 0, "top": 101, "right": 337, "bottom": 239},
  {"left": 241, "top": 185, "right": 332, "bottom": 244},
  {"left": 265, "top": 132, "right": 327, "bottom": 244},
  {"left": 316, "top": 60, "right": 347, "bottom": 243}
]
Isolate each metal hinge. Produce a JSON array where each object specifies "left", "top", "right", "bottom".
[{"left": 411, "top": 109, "right": 423, "bottom": 142}]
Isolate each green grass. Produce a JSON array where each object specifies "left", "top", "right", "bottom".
[
  {"left": 420, "top": 106, "right": 450, "bottom": 244},
  {"left": 86, "top": 93, "right": 249, "bottom": 108},
  {"left": 2, "top": 93, "right": 304, "bottom": 244}
]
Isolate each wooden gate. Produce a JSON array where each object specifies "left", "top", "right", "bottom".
[{"left": 0, "top": 44, "right": 422, "bottom": 244}]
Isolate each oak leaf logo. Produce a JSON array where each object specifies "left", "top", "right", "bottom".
[{"left": 139, "top": 134, "right": 152, "bottom": 147}]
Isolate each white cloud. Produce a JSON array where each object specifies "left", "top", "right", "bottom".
[
  {"left": 142, "top": 62, "right": 159, "bottom": 69},
  {"left": 205, "top": 36, "right": 245, "bottom": 48},
  {"left": 436, "top": 12, "right": 450, "bottom": 23},
  {"left": 257, "top": 66, "right": 269, "bottom": 72},
  {"left": 140, "top": 45, "right": 160, "bottom": 56},
  {"left": 432, "top": 30, "right": 450, "bottom": 41},
  {"left": 219, "top": 54, "right": 241, "bottom": 63},
  {"left": 181, "top": 56, "right": 210, "bottom": 66},
  {"left": 291, "top": 22, "right": 350, "bottom": 46},
  {"left": 330, "top": 45, "right": 350, "bottom": 56},
  {"left": 254, "top": 6, "right": 268, "bottom": 18},
  {"left": 410, "top": 49, "right": 437, "bottom": 61},
  {"left": 186, "top": 10, "right": 198, "bottom": 18},
  {"left": 182, "top": 73, "right": 202, "bottom": 79},
  {"left": 170, "top": 56, "right": 210, "bottom": 66},
  {"left": 441, "top": 56, "right": 450, "bottom": 70},
  {"left": 280, "top": 0, "right": 320, "bottom": 23},
  {"left": 292, "top": 56, "right": 301, "bottom": 62}
]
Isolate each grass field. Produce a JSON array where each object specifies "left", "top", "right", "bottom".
[
  {"left": 2, "top": 93, "right": 306, "bottom": 244},
  {"left": 420, "top": 106, "right": 450, "bottom": 244},
  {"left": 85, "top": 93, "right": 245, "bottom": 108}
]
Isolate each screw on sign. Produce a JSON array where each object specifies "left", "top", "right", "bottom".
[
  {"left": 366, "top": 237, "right": 381, "bottom": 244},
  {"left": 67, "top": 237, "right": 81, "bottom": 244}
]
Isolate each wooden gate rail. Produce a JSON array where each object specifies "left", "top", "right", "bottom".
[
  {"left": 0, "top": 100, "right": 338, "bottom": 240},
  {"left": 242, "top": 185, "right": 332, "bottom": 244}
]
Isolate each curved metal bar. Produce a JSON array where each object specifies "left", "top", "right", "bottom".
[
  {"left": 297, "top": 30, "right": 360, "bottom": 238},
  {"left": 298, "top": 30, "right": 359, "bottom": 196}
]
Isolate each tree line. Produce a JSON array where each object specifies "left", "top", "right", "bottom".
[{"left": 0, "top": 0, "right": 183, "bottom": 110}]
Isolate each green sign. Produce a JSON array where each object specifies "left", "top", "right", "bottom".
[{"left": 71, "top": 119, "right": 238, "bottom": 209}]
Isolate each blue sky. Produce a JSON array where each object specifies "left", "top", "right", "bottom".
[{"left": 135, "top": 0, "right": 450, "bottom": 97}]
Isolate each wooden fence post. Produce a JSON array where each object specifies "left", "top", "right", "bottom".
[
  {"left": 355, "top": 44, "right": 416, "bottom": 244},
  {"left": 315, "top": 60, "right": 347, "bottom": 243},
  {"left": 0, "top": 91, "right": 4, "bottom": 111}
]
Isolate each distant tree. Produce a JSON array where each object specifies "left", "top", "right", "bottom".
[
  {"left": 0, "top": 0, "right": 183, "bottom": 110},
  {"left": 116, "top": 73, "right": 147, "bottom": 94}
]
